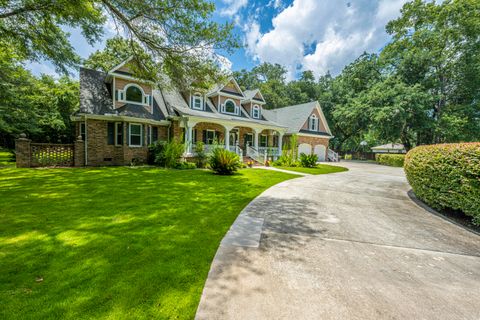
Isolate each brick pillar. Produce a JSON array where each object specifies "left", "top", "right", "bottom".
[
  {"left": 74, "top": 135, "right": 85, "bottom": 167},
  {"left": 170, "top": 120, "right": 183, "bottom": 142},
  {"left": 15, "top": 133, "right": 31, "bottom": 168}
]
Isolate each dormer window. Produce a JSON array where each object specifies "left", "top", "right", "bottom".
[
  {"left": 309, "top": 114, "right": 319, "bottom": 131},
  {"left": 116, "top": 83, "right": 151, "bottom": 106},
  {"left": 252, "top": 105, "right": 261, "bottom": 119},
  {"left": 221, "top": 99, "right": 239, "bottom": 115},
  {"left": 126, "top": 85, "right": 142, "bottom": 103},
  {"left": 192, "top": 93, "right": 203, "bottom": 110}
]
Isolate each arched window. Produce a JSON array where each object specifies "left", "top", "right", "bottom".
[
  {"left": 125, "top": 84, "right": 143, "bottom": 103},
  {"left": 252, "top": 105, "right": 260, "bottom": 118},
  {"left": 224, "top": 99, "right": 237, "bottom": 114},
  {"left": 309, "top": 114, "right": 318, "bottom": 131}
]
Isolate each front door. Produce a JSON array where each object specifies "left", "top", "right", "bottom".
[{"left": 244, "top": 133, "right": 253, "bottom": 149}]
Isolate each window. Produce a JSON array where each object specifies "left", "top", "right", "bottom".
[
  {"left": 126, "top": 85, "right": 143, "bottom": 103},
  {"left": 309, "top": 114, "right": 319, "bottom": 131},
  {"left": 129, "top": 123, "right": 143, "bottom": 147},
  {"left": 116, "top": 84, "right": 151, "bottom": 106},
  {"left": 205, "top": 130, "right": 216, "bottom": 144},
  {"left": 260, "top": 134, "right": 268, "bottom": 147},
  {"left": 115, "top": 122, "right": 123, "bottom": 146},
  {"left": 107, "top": 122, "right": 115, "bottom": 145},
  {"left": 80, "top": 123, "right": 86, "bottom": 141},
  {"left": 192, "top": 94, "right": 203, "bottom": 110},
  {"left": 222, "top": 99, "right": 238, "bottom": 114},
  {"left": 252, "top": 105, "right": 260, "bottom": 119}
]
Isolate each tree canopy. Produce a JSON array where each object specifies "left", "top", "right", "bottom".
[
  {"left": 233, "top": 0, "right": 480, "bottom": 151},
  {"left": 0, "top": 0, "right": 239, "bottom": 87}
]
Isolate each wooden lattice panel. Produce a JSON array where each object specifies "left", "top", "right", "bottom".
[{"left": 30, "top": 143, "right": 74, "bottom": 167}]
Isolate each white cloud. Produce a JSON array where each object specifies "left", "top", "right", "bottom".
[
  {"left": 244, "top": 0, "right": 409, "bottom": 79},
  {"left": 220, "top": 0, "right": 248, "bottom": 17}
]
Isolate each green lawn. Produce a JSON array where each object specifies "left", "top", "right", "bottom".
[
  {"left": 0, "top": 149, "right": 15, "bottom": 167},
  {"left": 275, "top": 164, "right": 348, "bottom": 175},
  {"left": 0, "top": 167, "right": 295, "bottom": 319}
]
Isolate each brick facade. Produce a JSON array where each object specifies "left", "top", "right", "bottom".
[
  {"left": 192, "top": 122, "right": 226, "bottom": 143},
  {"left": 76, "top": 119, "right": 168, "bottom": 166},
  {"left": 296, "top": 134, "right": 330, "bottom": 160}
]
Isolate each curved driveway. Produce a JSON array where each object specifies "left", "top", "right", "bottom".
[{"left": 196, "top": 162, "right": 480, "bottom": 320}]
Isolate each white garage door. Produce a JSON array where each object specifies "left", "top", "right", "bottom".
[
  {"left": 314, "top": 145, "right": 326, "bottom": 161},
  {"left": 298, "top": 143, "right": 312, "bottom": 157}
]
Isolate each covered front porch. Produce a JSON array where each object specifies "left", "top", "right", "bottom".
[{"left": 182, "top": 118, "right": 286, "bottom": 162}]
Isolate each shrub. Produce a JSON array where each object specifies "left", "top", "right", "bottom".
[
  {"left": 174, "top": 161, "right": 197, "bottom": 170},
  {"left": 404, "top": 143, "right": 480, "bottom": 225},
  {"left": 194, "top": 141, "right": 207, "bottom": 168},
  {"left": 148, "top": 141, "right": 165, "bottom": 165},
  {"left": 154, "top": 139, "right": 184, "bottom": 168},
  {"left": 376, "top": 154, "right": 405, "bottom": 167},
  {"left": 344, "top": 154, "right": 352, "bottom": 160},
  {"left": 208, "top": 147, "right": 241, "bottom": 175},
  {"left": 299, "top": 153, "right": 318, "bottom": 168}
]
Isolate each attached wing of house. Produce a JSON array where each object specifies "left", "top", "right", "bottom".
[{"left": 263, "top": 101, "right": 335, "bottom": 161}]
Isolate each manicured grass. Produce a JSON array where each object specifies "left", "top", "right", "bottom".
[
  {"left": 0, "top": 149, "right": 15, "bottom": 167},
  {"left": 0, "top": 167, "right": 295, "bottom": 319},
  {"left": 275, "top": 164, "right": 348, "bottom": 174}
]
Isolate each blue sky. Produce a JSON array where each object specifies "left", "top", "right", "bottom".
[{"left": 27, "top": 0, "right": 409, "bottom": 80}]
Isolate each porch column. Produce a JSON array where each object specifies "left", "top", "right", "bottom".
[
  {"left": 224, "top": 125, "right": 234, "bottom": 150},
  {"left": 184, "top": 120, "right": 197, "bottom": 154},
  {"left": 253, "top": 128, "right": 260, "bottom": 149},
  {"left": 278, "top": 132, "right": 283, "bottom": 155}
]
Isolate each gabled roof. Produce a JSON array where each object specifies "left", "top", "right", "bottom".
[
  {"left": 262, "top": 101, "right": 332, "bottom": 135},
  {"left": 108, "top": 56, "right": 134, "bottom": 74},
  {"left": 243, "top": 89, "right": 265, "bottom": 104},
  {"left": 77, "top": 67, "right": 168, "bottom": 122},
  {"left": 78, "top": 68, "right": 113, "bottom": 115},
  {"left": 207, "top": 77, "right": 245, "bottom": 98}
]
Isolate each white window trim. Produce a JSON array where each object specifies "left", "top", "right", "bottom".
[
  {"left": 260, "top": 134, "right": 268, "bottom": 147},
  {"left": 192, "top": 93, "right": 204, "bottom": 110},
  {"left": 222, "top": 99, "right": 239, "bottom": 115},
  {"left": 114, "top": 122, "right": 123, "bottom": 146},
  {"left": 309, "top": 114, "right": 319, "bottom": 131},
  {"left": 118, "top": 83, "right": 151, "bottom": 107},
  {"left": 205, "top": 129, "right": 217, "bottom": 145},
  {"left": 252, "top": 104, "right": 260, "bottom": 119},
  {"left": 129, "top": 123, "right": 143, "bottom": 147}
]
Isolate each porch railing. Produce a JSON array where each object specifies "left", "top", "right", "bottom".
[
  {"left": 246, "top": 146, "right": 266, "bottom": 164},
  {"left": 189, "top": 144, "right": 243, "bottom": 158},
  {"left": 327, "top": 149, "right": 339, "bottom": 162},
  {"left": 258, "top": 147, "right": 281, "bottom": 158}
]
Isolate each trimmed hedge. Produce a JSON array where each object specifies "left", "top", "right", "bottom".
[
  {"left": 376, "top": 154, "right": 405, "bottom": 167},
  {"left": 404, "top": 143, "right": 480, "bottom": 225}
]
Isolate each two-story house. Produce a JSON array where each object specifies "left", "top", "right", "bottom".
[{"left": 71, "top": 58, "right": 335, "bottom": 166}]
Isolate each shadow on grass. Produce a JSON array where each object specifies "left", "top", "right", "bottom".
[{"left": 0, "top": 167, "right": 295, "bottom": 319}]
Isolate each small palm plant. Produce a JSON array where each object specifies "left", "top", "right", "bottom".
[{"left": 208, "top": 147, "right": 241, "bottom": 175}]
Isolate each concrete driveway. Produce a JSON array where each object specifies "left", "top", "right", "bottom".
[{"left": 196, "top": 162, "right": 480, "bottom": 320}]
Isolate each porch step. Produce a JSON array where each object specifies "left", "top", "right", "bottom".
[{"left": 243, "top": 156, "right": 263, "bottom": 166}]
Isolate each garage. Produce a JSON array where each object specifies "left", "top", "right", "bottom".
[
  {"left": 314, "top": 144, "right": 326, "bottom": 161},
  {"left": 298, "top": 143, "right": 312, "bottom": 157}
]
